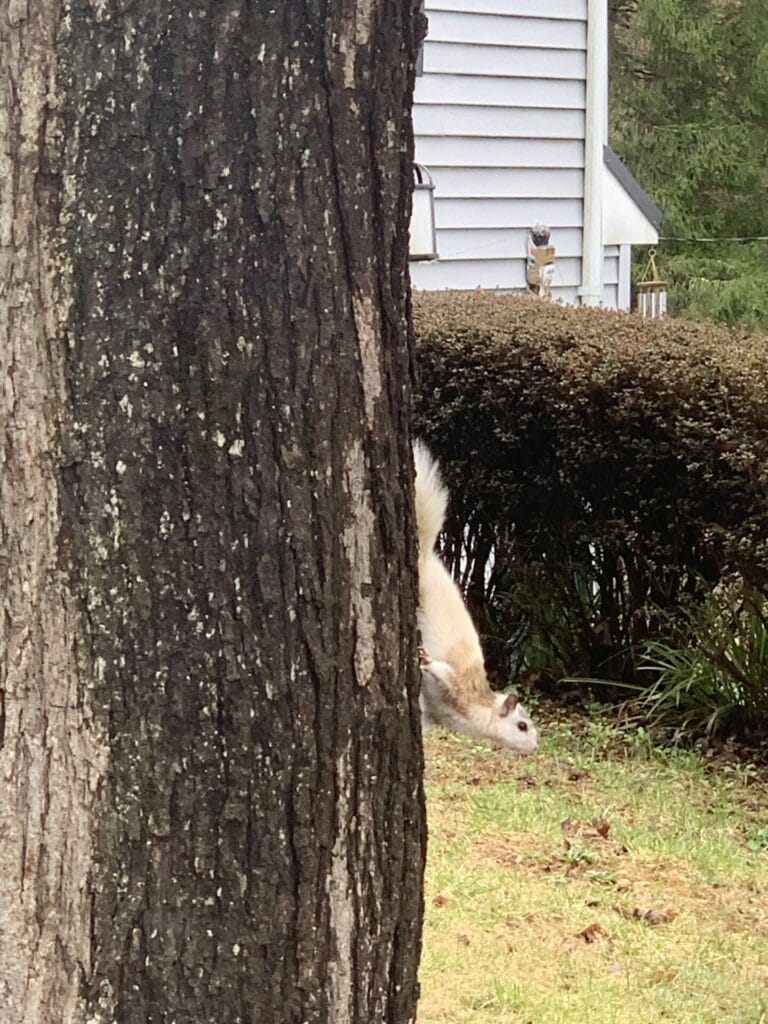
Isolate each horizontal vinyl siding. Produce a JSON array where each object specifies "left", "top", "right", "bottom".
[
  {"left": 414, "top": 104, "right": 584, "bottom": 139},
  {"left": 603, "top": 248, "right": 620, "bottom": 305},
  {"left": 431, "top": 167, "right": 584, "bottom": 199},
  {"left": 428, "top": 0, "right": 587, "bottom": 18},
  {"left": 604, "top": 251, "right": 619, "bottom": 285},
  {"left": 425, "top": 42, "right": 586, "bottom": 79},
  {"left": 411, "top": 247, "right": 618, "bottom": 291},
  {"left": 416, "top": 0, "right": 592, "bottom": 302},
  {"left": 435, "top": 226, "right": 584, "bottom": 261},
  {"left": 437, "top": 197, "right": 583, "bottom": 230},
  {"left": 412, "top": 244, "right": 622, "bottom": 304},
  {"left": 416, "top": 136, "right": 584, "bottom": 169},
  {"left": 411, "top": 257, "right": 583, "bottom": 290},
  {"left": 617, "top": 243, "right": 632, "bottom": 310},
  {"left": 427, "top": 10, "right": 587, "bottom": 49},
  {"left": 416, "top": 73, "right": 586, "bottom": 109}
]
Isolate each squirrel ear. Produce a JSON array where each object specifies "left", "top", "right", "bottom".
[{"left": 499, "top": 691, "right": 519, "bottom": 717}]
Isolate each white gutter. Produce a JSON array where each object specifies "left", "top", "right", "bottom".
[{"left": 579, "top": 0, "right": 608, "bottom": 307}]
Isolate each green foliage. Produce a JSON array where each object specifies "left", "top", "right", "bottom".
[
  {"left": 611, "top": 0, "right": 768, "bottom": 327},
  {"left": 612, "top": 0, "right": 768, "bottom": 237},
  {"left": 639, "top": 582, "right": 768, "bottom": 739},
  {"left": 664, "top": 244, "right": 768, "bottom": 332},
  {"left": 747, "top": 825, "right": 768, "bottom": 851},
  {"left": 488, "top": 560, "right": 606, "bottom": 682},
  {"left": 414, "top": 292, "right": 768, "bottom": 706}
]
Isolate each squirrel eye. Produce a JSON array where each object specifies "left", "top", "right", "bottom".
[{"left": 518, "top": 722, "right": 528, "bottom": 732}]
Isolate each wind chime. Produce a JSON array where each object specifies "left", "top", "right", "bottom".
[{"left": 636, "top": 247, "right": 667, "bottom": 318}]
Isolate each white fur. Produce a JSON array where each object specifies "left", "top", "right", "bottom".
[
  {"left": 414, "top": 443, "right": 539, "bottom": 756},
  {"left": 419, "top": 653, "right": 538, "bottom": 756},
  {"left": 413, "top": 440, "right": 447, "bottom": 555}
]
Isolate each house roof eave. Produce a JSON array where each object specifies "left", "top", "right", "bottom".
[{"left": 603, "top": 145, "right": 663, "bottom": 232}]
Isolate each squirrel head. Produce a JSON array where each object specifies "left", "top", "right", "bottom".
[
  {"left": 420, "top": 651, "right": 539, "bottom": 756},
  {"left": 488, "top": 690, "right": 539, "bottom": 756}
]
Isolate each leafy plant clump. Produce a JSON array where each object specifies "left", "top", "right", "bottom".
[
  {"left": 640, "top": 583, "right": 768, "bottom": 740},
  {"left": 413, "top": 292, "right": 768, "bottom": 733}
]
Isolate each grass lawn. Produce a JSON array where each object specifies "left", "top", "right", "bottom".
[{"left": 419, "top": 707, "right": 768, "bottom": 1024}]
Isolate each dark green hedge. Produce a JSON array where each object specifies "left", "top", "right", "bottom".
[{"left": 413, "top": 291, "right": 768, "bottom": 683}]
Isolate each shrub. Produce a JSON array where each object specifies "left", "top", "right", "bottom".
[
  {"left": 413, "top": 292, "right": 768, "bottom": 690},
  {"left": 639, "top": 581, "right": 768, "bottom": 740}
]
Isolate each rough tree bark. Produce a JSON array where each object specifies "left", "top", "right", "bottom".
[{"left": 0, "top": 2, "right": 426, "bottom": 1022}]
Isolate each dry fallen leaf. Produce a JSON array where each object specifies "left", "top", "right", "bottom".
[
  {"left": 633, "top": 907, "right": 675, "bottom": 926},
  {"left": 432, "top": 894, "right": 449, "bottom": 908},
  {"left": 617, "top": 906, "right": 675, "bottom": 926},
  {"left": 649, "top": 967, "right": 679, "bottom": 984},
  {"left": 577, "top": 921, "right": 607, "bottom": 943}
]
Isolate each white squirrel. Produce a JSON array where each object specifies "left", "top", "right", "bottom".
[{"left": 414, "top": 441, "right": 538, "bottom": 755}]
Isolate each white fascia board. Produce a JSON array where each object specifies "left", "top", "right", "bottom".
[{"left": 603, "top": 167, "right": 659, "bottom": 245}]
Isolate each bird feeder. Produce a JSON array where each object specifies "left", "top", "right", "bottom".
[
  {"left": 409, "top": 163, "right": 438, "bottom": 262},
  {"left": 636, "top": 248, "right": 667, "bottom": 318},
  {"left": 526, "top": 224, "right": 556, "bottom": 298}
]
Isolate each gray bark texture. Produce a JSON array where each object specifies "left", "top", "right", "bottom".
[{"left": 0, "top": 1, "right": 427, "bottom": 1022}]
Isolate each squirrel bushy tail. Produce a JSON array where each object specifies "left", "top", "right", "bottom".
[{"left": 413, "top": 440, "right": 448, "bottom": 562}]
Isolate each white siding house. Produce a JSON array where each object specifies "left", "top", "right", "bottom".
[{"left": 410, "top": 0, "right": 661, "bottom": 310}]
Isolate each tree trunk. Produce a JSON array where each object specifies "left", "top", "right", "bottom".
[{"left": 0, "top": 2, "right": 426, "bottom": 1022}]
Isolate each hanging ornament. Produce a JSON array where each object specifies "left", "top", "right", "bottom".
[{"left": 636, "top": 247, "right": 667, "bottom": 318}]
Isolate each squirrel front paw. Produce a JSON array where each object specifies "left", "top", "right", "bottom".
[{"left": 419, "top": 654, "right": 454, "bottom": 693}]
